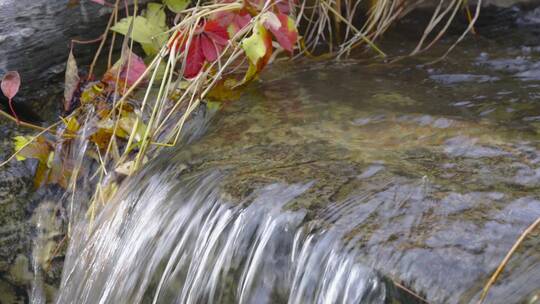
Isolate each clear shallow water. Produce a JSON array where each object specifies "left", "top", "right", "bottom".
[{"left": 16, "top": 5, "right": 534, "bottom": 304}]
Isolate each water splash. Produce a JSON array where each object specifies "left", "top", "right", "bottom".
[
  {"left": 30, "top": 201, "right": 65, "bottom": 304},
  {"left": 30, "top": 208, "right": 46, "bottom": 304},
  {"left": 55, "top": 164, "right": 389, "bottom": 304}
]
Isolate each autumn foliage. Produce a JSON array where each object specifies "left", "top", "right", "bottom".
[{"left": 4, "top": 0, "right": 300, "bottom": 190}]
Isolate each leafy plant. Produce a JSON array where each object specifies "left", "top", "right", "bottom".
[{"left": 1, "top": 0, "right": 482, "bottom": 215}]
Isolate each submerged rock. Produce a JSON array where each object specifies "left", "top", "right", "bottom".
[
  {"left": 0, "top": 167, "right": 65, "bottom": 303},
  {"left": 0, "top": 160, "right": 34, "bottom": 302}
]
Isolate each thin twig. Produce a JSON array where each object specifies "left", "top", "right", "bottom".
[
  {"left": 393, "top": 280, "right": 430, "bottom": 304},
  {"left": 0, "top": 121, "right": 60, "bottom": 167}
]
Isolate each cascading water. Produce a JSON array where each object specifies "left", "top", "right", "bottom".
[
  {"left": 55, "top": 162, "right": 393, "bottom": 304},
  {"left": 52, "top": 49, "right": 540, "bottom": 303}
]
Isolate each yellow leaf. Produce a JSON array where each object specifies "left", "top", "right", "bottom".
[
  {"left": 145, "top": 3, "right": 166, "bottom": 29},
  {"left": 118, "top": 114, "right": 147, "bottom": 142},
  {"left": 242, "top": 61, "right": 259, "bottom": 84},
  {"left": 13, "top": 136, "right": 50, "bottom": 163},
  {"left": 80, "top": 83, "right": 103, "bottom": 104},
  {"left": 207, "top": 78, "right": 241, "bottom": 102},
  {"left": 63, "top": 116, "right": 80, "bottom": 133},
  {"left": 64, "top": 50, "right": 80, "bottom": 112},
  {"left": 240, "top": 23, "right": 272, "bottom": 85},
  {"left": 34, "top": 162, "right": 48, "bottom": 189},
  {"left": 46, "top": 152, "right": 54, "bottom": 169},
  {"left": 90, "top": 128, "right": 114, "bottom": 150},
  {"left": 13, "top": 136, "right": 29, "bottom": 161},
  {"left": 242, "top": 24, "right": 270, "bottom": 66}
]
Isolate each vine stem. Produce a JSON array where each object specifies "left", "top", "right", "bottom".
[
  {"left": 87, "top": 5, "right": 118, "bottom": 79},
  {"left": 7, "top": 98, "right": 20, "bottom": 124},
  {"left": 0, "top": 108, "right": 44, "bottom": 131}
]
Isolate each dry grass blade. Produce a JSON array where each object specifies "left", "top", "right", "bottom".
[{"left": 478, "top": 216, "right": 540, "bottom": 304}]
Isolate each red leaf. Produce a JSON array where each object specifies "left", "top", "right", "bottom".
[
  {"left": 214, "top": 10, "right": 251, "bottom": 36},
  {"left": 1, "top": 71, "right": 21, "bottom": 100},
  {"left": 120, "top": 52, "right": 147, "bottom": 87},
  {"left": 184, "top": 36, "right": 205, "bottom": 78},
  {"left": 275, "top": 0, "right": 297, "bottom": 14},
  {"left": 201, "top": 35, "right": 219, "bottom": 62},
  {"left": 203, "top": 20, "right": 229, "bottom": 45},
  {"left": 264, "top": 13, "right": 298, "bottom": 54},
  {"left": 201, "top": 21, "right": 229, "bottom": 63},
  {"left": 172, "top": 20, "right": 230, "bottom": 78},
  {"left": 1, "top": 71, "right": 21, "bottom": 123},
  {"left": 103, "top": 50, "right": 147, "bottom": 89},
  {"left": 231, "top": 12, "right": 252, "bottom": 34},
  {"left": 244, "top": 0, "right": 296, "bottom": 14}
]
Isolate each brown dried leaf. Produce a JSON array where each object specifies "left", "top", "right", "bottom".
[{"left": 64, "top": 50, "right": 80, "bottom": 112}]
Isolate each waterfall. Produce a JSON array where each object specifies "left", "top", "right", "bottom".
[{"left": 55, "top": 161, "right": 389, "bottom": 304}]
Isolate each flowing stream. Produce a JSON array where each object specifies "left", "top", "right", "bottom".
[
  {"left": 54, "top": 12, "right": 540, "bottom": 303},
  {"left": 56, "top": 169, "right": 391, "bottom": 304},
  {"left": 0, "top": 2, "right": 540, "bottom": 304}
]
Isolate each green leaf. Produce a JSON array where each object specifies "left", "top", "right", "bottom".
[
  {"left": 163, "top": 0, "right": 190, "bottom": 13},
  {"left": 118, "top": 113, "right": 147, "bottom": 143},
  {"left": 46, "top": 151, "right": 54, "bottom": 169},
  {"left": 110, "top": 15, "right": 168, "bottom": 56},
  {"left": 242, "top": 61, "right": 259, "bottom": 84},
  {"left": 154, "top": 61, "right": 168, "bottom": 81},
  {"left": 111, "top": 16, "right": 159, "bottom": 44},
  {"left": 141, "top": 43, "right": 161, "bottom": 57},
  {"left": 145, "top": 3, "right": 166, "bottom": 29}
]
